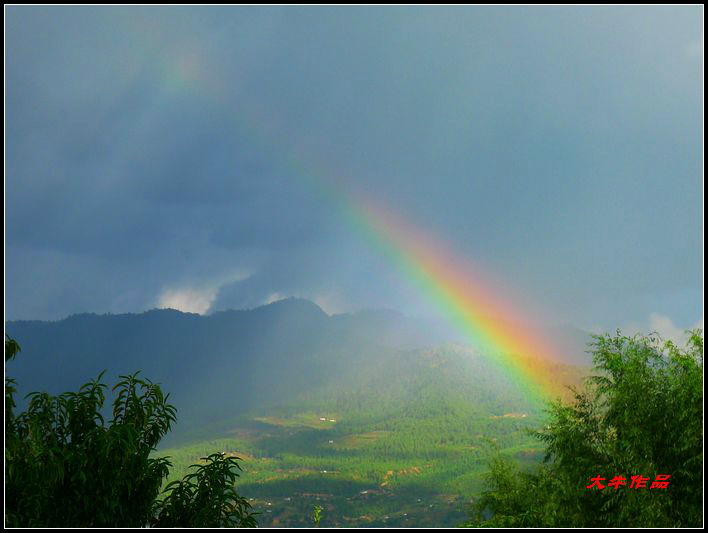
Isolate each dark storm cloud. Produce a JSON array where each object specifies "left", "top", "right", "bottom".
[{"left": 5, "top": 6, "right": 703, "bottom": 331}]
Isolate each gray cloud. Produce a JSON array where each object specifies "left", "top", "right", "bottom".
[{"left": 6, "top": 6, "right": 703, "bottom": 330}]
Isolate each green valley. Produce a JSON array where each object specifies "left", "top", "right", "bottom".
[
  {"left": 7, "top": 299, "right": 587, "bottom": 527},
  {"left": 153, "top": 341, "right": 565, "bottom": 527}
]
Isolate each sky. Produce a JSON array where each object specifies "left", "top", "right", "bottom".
[{"left": 5, "top": 6, "right": 704, "bottom": 339}]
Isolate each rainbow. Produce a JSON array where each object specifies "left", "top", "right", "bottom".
[
  {"left": 345, "top": 195, "right": 568, "bottom": 402},
  {"left": 281, "top": 153, "right": 569, "bottom": 403},
  {"left": 140, "top": 44, "right": 571, "bottom": 402}
]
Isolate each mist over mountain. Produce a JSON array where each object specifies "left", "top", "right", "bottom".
[
  {"left": 7, "top": 297, "right": 595, "bottom": 525},
  {"left": 6, "top": 298, "right": 590, "bottom": 443}
]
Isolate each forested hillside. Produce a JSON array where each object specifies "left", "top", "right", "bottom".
[
  {"left": 5, "top": 303, "right": 701, "bottom": 527},
  {"left": 5, "top": 298, "right": 587, "bottom": 443},
  {"left": 6, "top": 298, "right": 589, "bottom": 526}
]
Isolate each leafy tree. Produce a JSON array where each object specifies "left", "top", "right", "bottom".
[
  {"left": 463, "top": 329, "right": 703, "bottom": 528},
  {"left": 5, "top": 335, "right": 21, "bottom": 437},
  {"left": 5, "top": 336, "right": 257, "bottom": 528},
  {"left": 152, "top": 453, "right": 257, "bottom": 527}
]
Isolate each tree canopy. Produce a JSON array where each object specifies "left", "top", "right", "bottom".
[
  {"left": 463, "top": 329, "right": 703, "bottom": 527},
  {"left": 4, "top": 335, "right": 257, "bottom": 528}
]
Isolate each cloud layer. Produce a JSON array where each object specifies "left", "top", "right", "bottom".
[
  {"left": 5, "top": 7, "right": 703, "bottom": 332},
  {"left": 621, "top": 313, "right": 704, "bottom": 346}
]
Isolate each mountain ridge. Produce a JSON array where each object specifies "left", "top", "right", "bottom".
[{"left": 6, "top": 297, "right": 589, "bottom": 442}]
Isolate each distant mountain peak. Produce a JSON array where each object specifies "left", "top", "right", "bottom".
[{"left": 260, "top": 297, "right": 328, "bottom": 315}]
